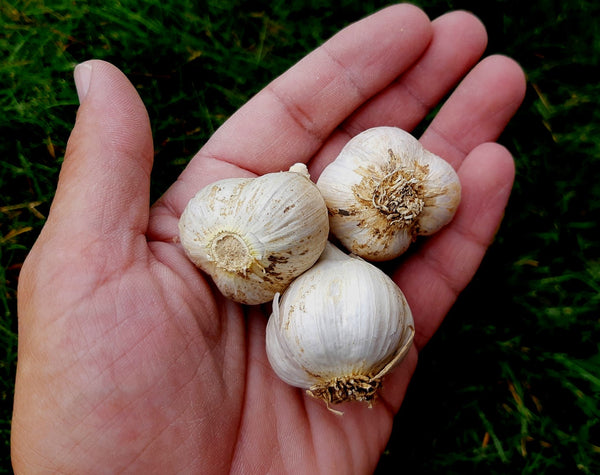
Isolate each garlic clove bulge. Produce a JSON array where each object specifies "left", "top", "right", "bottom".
[
  {"left": 178, "top": 163, "right": 329, "bottom": 305},
  {"left": 316, "top": 126, "right": 461, "bottom": 261},
  {"left": 266, "top": 242, "right": 415, "bottom": 409}
]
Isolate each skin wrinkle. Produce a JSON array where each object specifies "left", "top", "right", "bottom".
[
  {"left": 72, "top": 232, "right": 146, "bottom": 290},
  {"left": 217, "top": 296, "right": 247, "bottom": 396},
  {"left": 339, "top": 73, "right": 432, "bottom": 139},
  {"left": 146, "top": 240, "right": 198, "bottom": 301},
  {"left": 192, "top": 151, "right": 258, "bottom": 179},
  {"left": 144, "top": 232, "right": 223, "bottom": 341},
  {"left": 299, "top": 394, "right": 320, "bottom": 475},
  {"left": 92, "top": 84, "right": 153, "bottom": 183},
  {"left": 228, "top": 390, "right": 258, "bottom": 474},
  {"left": 64, "top": 388, "right": 139, "bottom": 469},
  {"left": 168, "top": 271, "right": 224, "bottom": 349},
  {"left": 63, "top": 297, "right": 120, "bottom": 373},
  {"left": 77, "top": 308, "right": 225, "bottom": 471},
  {"left": 102, "top": 142, "right": 152, "bottom": 189},
  {"left": 381, "top": 346, "right": 419, "bottom": 414},
  {"left": 150, "top": 178, "right": 184, "bottom": 223},
  {"left": 260, "top": 39, "right": 376, "bottom": 166},
  {"left": 424, "top": 124, "right": 471, "bottom": 164},
  {"left": 12, "top": 392, "right": 68, "bottom": 473},
  {"left": 58, "top": 143, "right": 151, "bottom": 240},
  {"left": 152, "top": 153, "right": 255, "bottom": 228},
  {"left": 341, "top": 420, "right": 360, "bottom": 475},
  {"left": 46, "top": 350, "right": 155, "bottom": 472},
  {"left": 374, "top": 383, "right": 398, "bottom": 422},
  {"left": 419, "top": 240, "right": 468, "bottom": 299},
  {"left": 275, "top": 399, "right": 293, "bottom": 475},
  {"left": 97, "top": 398, "right": 168, "bottom": 472},
  {"left": 336, "top": 71, "right": 435, "bottom": 142},
  {"left": 64, "top": 386, "right": 125, "bottom": 449},
  {"left": 308, "top": 402, "right": 340, "bottom": 475},
  {"left": 62, "top": 267, "right": 223, "bottom": 458},
  {"left": 26, "top": 256, "right": 143, "bottom": 370},
  {"left": 265, "top": 84, "right": 330, "bottom": 147},
  {"left": 399, "top": 253, "right": 459, "bottom": 350},
  {"left": 477, "top": 95, "right": 527, "bottom": 139},
  {"left": 396, "top": 74, "right": 435, "bottom": 116},
  {"left": 146, "top": 251, "right": 224, "bottom": 345},
  {"left": 75, "top": 315, "right": 158, "bottom": 393},
  {"left": 122, "top": 392, "right": 188, "bottom": 472},
  {"left": 451, "top": 209, "right": 498, "bottom": 251},
  {"left": 320, "top": 43, "right": 371, "bottom": 106},
  {"left": 230, "top": 311, "right": 319, "bottom": 474},
  {"left": 303, "top": 391, "right": 390, "bottom": 474},
  {"left": 303, "top": 402, "right": 334, "bottom": 475},
  {"left": 168, "top": 412, "right": 210, "bottom": 475},
  {"left": 407, "top": 246, "right": 470, "bottom": 350},
  {"left": 225, "top": 303, "right": 252, "bottom": 474}
]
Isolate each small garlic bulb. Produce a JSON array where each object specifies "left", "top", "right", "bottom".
[
  {"left": 316, "top": 126, "right": 461, "bottom": 261},
  {"left": 178, "top": 163, "right": 329, "bottom": 305},
  {"left": 266, "top": 243, "right": 414, "bottom": 409}
]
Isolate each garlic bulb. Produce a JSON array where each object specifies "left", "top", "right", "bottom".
[
  {"left": 178, "top": 163, "right": 329, "bottom": 305},
  {"left": 316, "top": 126, "right": 461, "bottom": 261},
  {"left": 266, "top": 243, "right": 414, "bottom": 409}
]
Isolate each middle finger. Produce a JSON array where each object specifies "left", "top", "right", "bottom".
[{"left": 309, "top": 10, "right": 488, "bottom": 177}]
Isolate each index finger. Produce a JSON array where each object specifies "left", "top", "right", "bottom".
[{"left": 156, "top": 4, "right": 432, "bottom": 216}]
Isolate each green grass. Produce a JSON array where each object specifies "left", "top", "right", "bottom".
[{"left": 1, "top": 0, "right": 599, "bottom": 473}]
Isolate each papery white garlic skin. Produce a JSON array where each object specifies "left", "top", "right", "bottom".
[
  {"left": 178, "top": 164, "right": 329, "bottom": 305},
  {"left": 266, "top": 243, "right": 414, "bottom": 406},
  {"left": 316, "top": 126, "right": 461, "bottom": 261}
]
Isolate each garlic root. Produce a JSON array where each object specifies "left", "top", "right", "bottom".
[
  {"left": 316, "top": 126, "right": 461, "bottom": 261},
  {"left": 266, "top": 243, "right": 415, "bottom": 409},
  {"left": 178, "top": 164, "right": 329, "bottom": 304}
]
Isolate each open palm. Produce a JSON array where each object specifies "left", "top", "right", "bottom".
[{"left": 12, "top": 5, "right": 525, "bottom": 473}]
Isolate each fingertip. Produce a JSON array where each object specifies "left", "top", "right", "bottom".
[
  {"left": 390, "top": 2, "right": 432, "bottom": 22},
  {"left": 479, "top": 54, "right": 528, "bottom": 105},
  {"left": 376, "top": 2, "right": 430, "bottom": 20},
  {"left": 433, "top": 9, "right": 488, "bottom": 52},
  {"left": 391, "top": 2, "right": 433, "bottom": 39},
  {"left": 472, "top": 141, "right": 516, "bottom": 172}
]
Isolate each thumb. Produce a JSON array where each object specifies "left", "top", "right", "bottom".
[{"left": 46, "top": 60, "right": 153, "bottom": 256}]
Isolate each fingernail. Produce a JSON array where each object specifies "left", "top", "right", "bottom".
[{"left": 74, "top": 62, "right": 93, "bottom": 103}]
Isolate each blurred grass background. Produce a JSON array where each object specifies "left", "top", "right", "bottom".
[{"left": 1, "top": 0, "right": 599, "bottom": 472}]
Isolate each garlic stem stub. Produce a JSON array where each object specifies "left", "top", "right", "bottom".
[
  {"left": 266, "top": 242, "right": 415, "bottom": 409},
  {"left": 316, "top": 126, "right": 461, "bottom": 261},
  {"left": 178, "top": 164, "right": 329, "bottom": 305}
]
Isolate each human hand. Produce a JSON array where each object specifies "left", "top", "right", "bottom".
[{"left": 11, "top": 5, "right": 525, "bottom": 473}]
